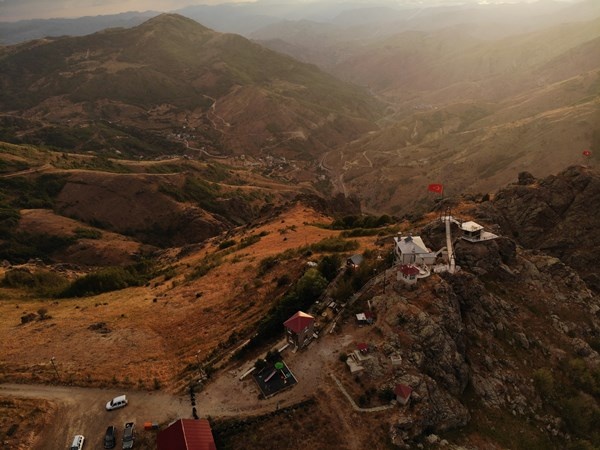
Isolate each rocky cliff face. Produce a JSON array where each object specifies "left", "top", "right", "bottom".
[
  {"left": 356, "top": 167, "right": 600, "bottom": 448},
  {"left": 368, "top": 235, "right": 599, "bottom": 448},
  {"left": 489, "top": 165, "right": 600, "bottom": 292}
]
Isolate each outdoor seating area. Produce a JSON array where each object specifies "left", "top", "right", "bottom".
[{"left": 252, "top": 359, "right": 298, "bottom": 399}]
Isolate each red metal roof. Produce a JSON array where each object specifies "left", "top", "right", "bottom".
[
  {"left": 157, "top": 419, "right": 216, "bottom": 450},
  {"left": 400, "top": 264, "right": 420, "bottom": 276},
  {"left": 283, "top": 311, "right": 315, "bottom": 334},
  {"left": 394, "top": 384, "right": 413, "bottom": 399},
  {"left": 357, "top": 343, "right": 368, "bottom": 352}
]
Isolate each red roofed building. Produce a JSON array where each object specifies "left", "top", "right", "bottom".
[
  {"left": 357, "top": 343, "right": 369, "bottom": 353},
  {"left": 394, "top": 384, "right": 413, "bottom": 406},
  {"left": 157, "top": 419, "right": 216, "bottom": 450},
  {"left": 284, "top": 311, "right": 315, "bottom": 349},
  {"left": 399, "top": 264, "right": 420, "bottom": 285}
]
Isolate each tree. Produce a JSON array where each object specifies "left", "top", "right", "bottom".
[
  {"left": 296, "top": 268, "right": 328, "bottom": 307},
  {"left": 318, "top": 254, "right": 341, "bottom": 281}
]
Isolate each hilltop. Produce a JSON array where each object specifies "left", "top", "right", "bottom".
[
  {"left": 0, "top": 14, "right": 382, "bottom": 161},
  {"left": 1, "top": 166, "right": 599, "bottom": 449}
]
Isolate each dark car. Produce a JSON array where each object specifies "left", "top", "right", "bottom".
[
  {"left": 104, "top": 425, "right": 117, "bottom": 449},
  {"left": 123, "top": 422, "right": 135, "bottom": 449}
]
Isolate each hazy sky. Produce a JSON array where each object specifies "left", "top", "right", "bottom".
[{"left": 0, "top": 0, "right": 579, "bottom": 22}]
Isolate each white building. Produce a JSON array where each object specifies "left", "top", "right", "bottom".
[
  {"left": 460, "top": 221, "right": 499, "bottom": 242},
  {"left": 394, "top": 235, "right": 437, "bottom": 266}
]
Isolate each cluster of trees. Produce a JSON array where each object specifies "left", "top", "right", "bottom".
[
  {"left": 237, "top": 258, "right": 333, "bottom": 357},
  {"left": 3, "top": 261, "right": 156, "bottom": 298},
  {"left": 330, "top": 214, "right": 394, "bottom": 230}
]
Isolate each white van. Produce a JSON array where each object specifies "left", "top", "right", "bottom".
[
  {"left": 105, "top": 395, "right": 128, "bottom": 411},
  {"left": 70, "top": 434, "right": 85, "bottom": 450}
]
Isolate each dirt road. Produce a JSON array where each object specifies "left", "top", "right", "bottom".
[
  {"left": 0, "top": 329, "right": 366, "bottom": 449},
  {"left": 0, "top": 384, "right": 190, "bottom": 449}
]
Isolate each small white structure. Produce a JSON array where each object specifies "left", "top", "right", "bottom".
[
  {"left": 346, "top": 354, "right": 365, "bottom": 374},
  {"left": 460, "top": 221, "right": 499, "bottom": 242},
  {"left": 390, "top": 355, "right": 403, "bottom": 367},
  {"left": 460, "top": 221, "right": 484, "bottom": 241},
  {"left": 394, "top": 235, "right": 437, "bottom": 266}
]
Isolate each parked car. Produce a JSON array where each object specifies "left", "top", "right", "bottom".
[
  {"left": 104, "top": 425, "right": 117, "bottom": 449},
  {"left": 70, "top": 434, "right": 85, "bottom": 450},
  {"left": 123, "top": 422, "right": 135, "bottom": 449},
  {"left": 105, "top": 395, "right": 128, "bottom": 411}
]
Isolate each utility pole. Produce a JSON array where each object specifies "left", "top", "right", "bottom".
[{"left": 50, "top": 356, "right": 59, "bottom": 379}]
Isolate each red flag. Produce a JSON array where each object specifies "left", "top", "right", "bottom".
[
  {"left": 583, "top": 150, "right": 591, "bottom": 157},
  {"left": 428, "top": 183, "right": 444, "bottom": 194}
]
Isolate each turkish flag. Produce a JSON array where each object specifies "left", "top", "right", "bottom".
[
  {"left": 428, "top": 183, "right": 444, "bottom": 194},
  {"left": 583, "top": 150, "right": 591, "bottom": 157}
]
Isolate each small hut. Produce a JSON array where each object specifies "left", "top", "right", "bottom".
[
  {"left": 398, "top": 264, "right": 420, "bottom": 285},
  {"left": 394, "top": 384, "right": 413, "bottom": 406}
]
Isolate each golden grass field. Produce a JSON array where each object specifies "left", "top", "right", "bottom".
[{"left": 0, "top": 204, "right": 377, "bottom": 390}]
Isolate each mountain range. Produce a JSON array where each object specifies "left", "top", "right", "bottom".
[
  {"left": 0, "top": 14, "right": 381, "bottom": 161},
  {"left": 1, "top": 6, "right": 600, "bottom": 448}
]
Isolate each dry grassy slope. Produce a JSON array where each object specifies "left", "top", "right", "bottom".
[
  {"left": 18, "top": 209, "right": 141, "bottom": 266},
  {"left": 332, "top": 72, "right": 598, "bottom": 216},
  {"left": 0, "top": 204, "right": 376, "bottom": 389},
  {"left": 56, "top": 171, "right": 219, "bottom": 234},
  {"left": 0, "top": 397, "right": 56, "bottom": 450},
  {"left": 1, "top": 142, "right": 315, "bottom": 250}
]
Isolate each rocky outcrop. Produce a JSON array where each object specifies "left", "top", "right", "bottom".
[
  {"left": 454, "top": 236, "right": 516, "bottom": 277},
  {"left": 371, "top": 217, "right": 599, "bottom": 447},
  {"left": 490, "top": 165, "right": 600, "bottom": 291}
]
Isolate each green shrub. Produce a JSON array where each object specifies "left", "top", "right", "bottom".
[
  {"left": 74, "top": 227, "right": 102, "bottom": 239},
  {"left": 239, "top": 268, "right": 328, "bottom": 356},
  {"left": 238, "top": 234, "right": 261, "bottom": 249},
  {"left": 331, "top": 214, "right": 394, "bottom": 230},
  {"left": 378, "top": 387, "right": 395, "bottom": 402},
  {"left": 533, "top": 368, "right": 555, "bottom": 399},
  {"left": 3, "top": 268, "right": 69, "bottom": 297},
  {"left": 258, "top": 256, "right": 278, "bottom": 276},
  {"left": 187, "top": 255, "right": 222, "bottom": 281},
  {"left": 559, "top": 394, "right": 599, "bottom": 436},
  {"left": 276, "top": 274, "right": 291, "bottom": 287},
  {"left": 0, "top": 232, "right": 76, "bottom": 263},
  {"left": 0, "top": 206, "right": 19, "bottom": 234},
  {"left": 218, "top": 239, "right": 236, "bottom": 250},
  {"left": 59, "top": 266, "right": 148, "bottom": 297},
  {"left": 311, "top": 237, "right": 359, "bottom": 253}
]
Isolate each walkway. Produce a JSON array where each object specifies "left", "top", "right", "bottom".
[
  {"left": 330, "top": 374, "right": 394, "bottom": 413},
  {"left": 444, "top": 216, "right": 456, "bottom": 273}
]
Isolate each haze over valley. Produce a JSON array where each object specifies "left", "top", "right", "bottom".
[{"left": 1, "top": 1, "right": 600, "bottom": 449}]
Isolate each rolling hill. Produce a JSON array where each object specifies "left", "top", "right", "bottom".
[
  {"left": 0, "top": 14, "right": 382, "bottom": 160},
  {"left": 308, "top": 16, "right": 600, "bottom": 217}
]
